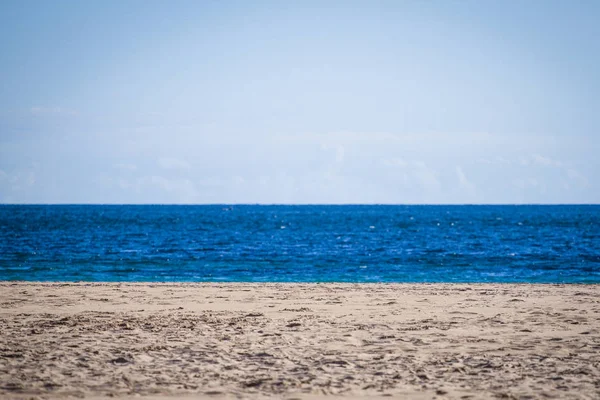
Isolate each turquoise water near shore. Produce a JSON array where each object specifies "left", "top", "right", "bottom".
[{"left": 1, "top": 205, "right": 598, "bottom": 283}]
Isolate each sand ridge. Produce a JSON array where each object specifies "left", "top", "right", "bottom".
[{"left": 1, "top": 283, "right": 599, "bottom": 399}]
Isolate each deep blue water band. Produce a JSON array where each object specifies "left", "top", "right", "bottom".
[{"left": 1, "top": 205, "right": 599, "bottom": 283}]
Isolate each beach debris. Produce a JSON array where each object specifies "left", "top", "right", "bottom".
[{"left": 111, "top": 356, "right": 132, "bottom": 365}]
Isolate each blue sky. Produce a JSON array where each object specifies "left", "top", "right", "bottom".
[{"left": 0, "top": 0, "right": 598, "bottom": 203}]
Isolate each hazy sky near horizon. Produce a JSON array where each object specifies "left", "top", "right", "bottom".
[{"left": 1, "top": 0, "right": 598, "bottom": 203}]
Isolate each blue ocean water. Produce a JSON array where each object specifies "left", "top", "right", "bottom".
[{"left": 0, "top": 205, "right": 598, "bottom": 283}]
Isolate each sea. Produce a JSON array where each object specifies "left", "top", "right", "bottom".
[{"left": 0, "top": 205, "right": 598, "bottom": 283}]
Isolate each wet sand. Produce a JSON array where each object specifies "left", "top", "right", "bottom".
[{"left": 1, "top": 282, "right": 599, "bottom": 399}]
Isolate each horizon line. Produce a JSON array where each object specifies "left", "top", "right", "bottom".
[{"left": 1, "top": 203, "right": 599, "bottom": 206}]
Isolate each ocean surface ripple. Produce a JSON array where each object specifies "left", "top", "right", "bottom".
[{"left": 1, "top": 205, "right": 598, "bottom": 283}]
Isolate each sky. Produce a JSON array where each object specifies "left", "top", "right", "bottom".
[{"left": 0, "top": 0, "right": 598, "bottom": 204}]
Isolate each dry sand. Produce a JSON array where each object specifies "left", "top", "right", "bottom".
[{"left": 1, "top": 282, "right": 599, "bottom": 399}]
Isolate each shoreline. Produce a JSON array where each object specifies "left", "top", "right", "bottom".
[{"left": 1, "top": 282, "right": 599, "bottom": 399}]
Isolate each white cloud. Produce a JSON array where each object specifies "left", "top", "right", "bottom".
[
  {"left": 412, "top": 163, "right": 441, "bottom": 192},
  {"left": 97, "top": 174, "right": 200, "bottom": 203},
  {"left": 480, "top": 154, "right": 566, "bottom": 168},
  {"left": 321, "top": 144, "right": 345, "bottom": 179},
  {"left": 515, "top": 153, "right": 565, "bottom": 168},
  {"left": 158, "top": 157, "right": 191, "bottom": 170},
  {"left": 566, "top": 169, "right": 590, "bottom": 187},
  {"left": 135, "top": 175, "right": 199, "bottom": 203},
  {"left": 530, "top": 153, "right": 563, "bottom": 167},
  {"left": 0, "top": 169, "right": 36, "bottom": 195},
  {"left": 381, "top": 158, "right": 441, "bottom": 194},
  {"left": 278, "top": 131, "right": 494, "bottom": 150},
  {"left": 456, "top": 166, "right": 476, "bottom": 195},
  {"left": 2, "top": 121, "right": 596, "bottom": 203},
  {"left": 382, "top": 158, "right": 408, "bottom": 167}
]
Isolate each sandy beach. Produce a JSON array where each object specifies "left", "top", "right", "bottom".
[{"left": 1, "top": 283, "right": 599, "bottom": 399}]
